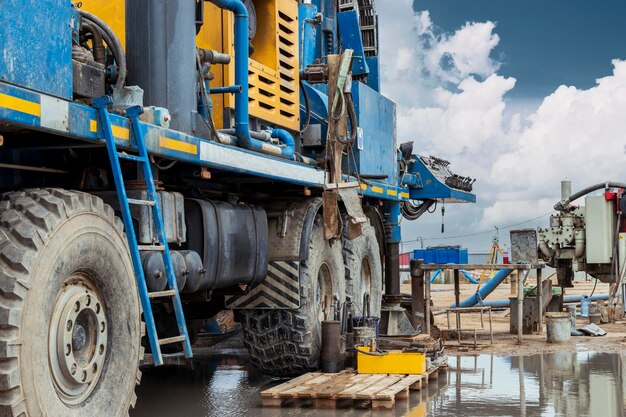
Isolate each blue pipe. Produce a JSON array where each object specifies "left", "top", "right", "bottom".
[
  {"left": 207, "top": 0, "right": 295, "bottom": 160},
  {"left": 456, "top": 269, "right": 514, "bottom": 308},
  {"left": 461, "top": 270, "right": 479, "bottom": 284},
  {"left": 479, "top": 294, "right": 609, "bottom": 308},
  {"left": 430, "top": 268, "right": 478, "bottom": 284},
  {"left": 270, "top": 128, "right": 295, "bottom": 152},
  {"left": 430, "top": 269, "right": 442, "bottom": 283}
]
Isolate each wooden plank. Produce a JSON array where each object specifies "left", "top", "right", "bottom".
[
  {"left": 374, "top": 375, "right": 421, "bottom": 400},
  {"left": 335, "top": 374, "right": 388, "bottom": 399},
  {"left": 299, "top": 372, "right": 355, "bottom": 399},
  {"left": 261, "top": 397, "right": 283, "bottom": 408},
  {"left": 372, "top": 398, "right": 396, "bottom": 410},
  {"left": 313, "top": 373, "right": 372, "bottom": 399},
  {"left": 277, "top": 374, "right": 335, "bottom": 398},
  {"left": 410, "top": 375, "right": 423, "bottom": 391},
  {"left": 314, "top": 398, "right": 337, "bottom": 409},
  {"left": 354, "top": 375, "right": 403, "bottom": 400},
  {"left": 260, "top": 372, "right": 322, "bottom": 398}
]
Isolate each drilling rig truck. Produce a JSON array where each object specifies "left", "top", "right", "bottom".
[{"left": 0, "top": 0, "right": 474, "bottom": 415}]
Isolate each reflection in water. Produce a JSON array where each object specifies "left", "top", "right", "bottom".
[{"left": 131, "top": 352, "right": 626, "bottom": 417}]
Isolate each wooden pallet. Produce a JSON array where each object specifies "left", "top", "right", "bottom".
[{"left": 261, "top": 362, "right": 447, "bottom": 410}]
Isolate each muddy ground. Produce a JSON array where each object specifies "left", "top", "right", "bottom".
[{"left": 400, "top": 278, "right": 626, "bottom": 356}]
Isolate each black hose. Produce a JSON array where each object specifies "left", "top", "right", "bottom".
[
  {"left": 299, "top": 79, "right": 311, "bottom": 134},
  {"left": 402, "top": 199, "right": 436, "bottom": 221},
  {"left": 78, "top": 10, "right": 126, "bottom": 94},
  {"left": 336, "top": 92, "right": 357, "bottom": 145},
  {"left": 555, "top": 181, "right": 626, "bottom": 210},
  {"left": 80, "top": 22, "right": 105, "bottom": 64}
]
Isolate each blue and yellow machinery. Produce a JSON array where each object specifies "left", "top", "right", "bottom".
[{"left": 0, "top": 0, "right": 474, "bottom": 415}]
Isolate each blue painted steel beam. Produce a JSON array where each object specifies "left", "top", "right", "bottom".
[
  {"left": 0, "top": 81, "right": 417, "bottom": 201},
  {"left": 337, "top": 10, "right": 369, "bottom": 76}
]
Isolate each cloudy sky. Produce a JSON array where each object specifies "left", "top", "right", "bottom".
[{"left": 376, "top": 0, "right": 626, "bottom": 253}]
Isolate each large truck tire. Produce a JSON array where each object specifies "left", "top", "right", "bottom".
[
  {"left": 0, "top": 189, "right": 142, "bottom": 417},
  {"left": 239, "top": 216, "right": 346, "bottom": 376},
  {"left": 344, "top": 221, "right": 383, "bottom": 317}
]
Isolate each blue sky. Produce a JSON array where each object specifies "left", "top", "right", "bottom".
[
  {"left": 377, "top": 1, "right": 626, "bottom": 252},
  {"left": 416, "top": 0, "right": 626, "bottom": 99}
]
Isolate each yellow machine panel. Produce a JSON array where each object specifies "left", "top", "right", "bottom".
[
  {"left": 357, "top": 347, "right": 427, "bottom": 375},
  {"left": 80, "top": 0, "right": 300, "bottom": 131},
  {"left": 79, "top": 1, "right": 126, "bottom": 48}
]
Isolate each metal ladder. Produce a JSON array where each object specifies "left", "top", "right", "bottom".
[{"left": 93, "top": 97, "right": 192, "bottom": 366}]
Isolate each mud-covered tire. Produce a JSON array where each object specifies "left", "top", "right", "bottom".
[
  {"left": 343, "top": 221, "right": 383, "bottom": 318},
  {"left": 239, "top": 216, "right": 345, "bottom": 376},
  {"left": 0, "top": 189, "right": 142, "bottom": 417}
]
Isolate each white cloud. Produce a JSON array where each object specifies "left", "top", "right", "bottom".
[
  {"left": 377, "top": 3, "right": 626, "bottom": 249},
  {"left": 484, "top": 60, "right": 626, "bottom": 228},
  {"left": 378, "top": 7, "right": 502, "bottom": 109}
]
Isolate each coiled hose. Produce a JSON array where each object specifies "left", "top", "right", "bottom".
[
  {"left": 401, "top": 200, "right": 436, "bottom": 221},
  {"left": 78, "top": 10, "right": 126, "bottom": 96}
]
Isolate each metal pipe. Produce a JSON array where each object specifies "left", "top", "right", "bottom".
[
  {"left": 561, "top": 179, "right": 572, "bottom": 200},
  {"left": 0, "top": 163, "right": 68, "bottom": 174},
  {"left": 410, "top": 259, "right": 424, "bottom": 330},
  {"left": 270, "top": 128, "right": 295, "bottom": 150},
  {"left": 80, "top": 22, "right": 105, "bottom": 64},
  {"left": 555, "top": 181, "right": 626, "bottom": 211},
  {"left": 574, "top": 229, "right": 585, "bottom": 258},
  {"left": 210, "top": 85, "right": 242, "bottom": 94},
  {"left": 219, "top": 128, "right": 271, "bottom": 141},
  {"left": 538, "top": 236, "right": 553, "bottom": 259},
  {"left": 216, "top": 133, "right": 238, "bottom": 146},
  {"left": 478, "top": 294, "right": 609, "bottom": 308},
  {"left": 205, "top": 0, "right": 295, "bottom": 160},
  {"left": 455, "top": 269, "right": 514, "bottom": 308},
  {"left": 321, "top": 320, "right": 343, "bottom": 373},
  {"left": 461, "top": 270, "right": 479, "bottom": 284},
  {"left": 430, "top": 268, "right": 478, "bottom": 284}
]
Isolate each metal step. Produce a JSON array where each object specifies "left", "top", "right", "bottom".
[
  {"left": 127, "top": 198, "right": 156, "bottom": 206},
  {"left": 117, "top": 152, "right": 146, "bottom": 162},
  {"left": 138, "top": 245, "right": 165, "bottom": 251},
  {"left": 148, "top": 290, "right": 176, "bottom": 299},
  {"left": 158, "top": 335, "right": 187, "bottom": 346}
]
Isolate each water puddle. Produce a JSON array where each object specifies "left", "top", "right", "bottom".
[{"left": 131, "top": 351, "right": 626, "bottom": 417}]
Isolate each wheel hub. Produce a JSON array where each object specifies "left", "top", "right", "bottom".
[{"left": 49, "top": 276, "right": 107, "bottom": 405}]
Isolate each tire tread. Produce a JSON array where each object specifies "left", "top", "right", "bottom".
[{"left": 0, "top": 188, "right": 142, "bottom": 416}]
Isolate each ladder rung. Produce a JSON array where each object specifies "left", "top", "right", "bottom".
[
  {"left": 148, "top": 290, "right": 177, "bottom": 299},
  {"left": 128, "top": 198, "right": 156, "bottom": 206},
  {"left": 138, "top": 245, "right": 165, "bottom": 251},
  {"left": 117, "top": 152, "right": 147, "bottom": 162},
  {"left": 158, "top": 336, "right": 187, "bottom": 346}
]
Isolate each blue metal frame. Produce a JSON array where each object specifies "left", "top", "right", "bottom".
[{"left": 0, "top": 80, "right": 427, "bottom": 202}]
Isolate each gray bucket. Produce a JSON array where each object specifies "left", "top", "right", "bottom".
[
  {"left": 545, "top": 312, "right": 571, "bottom": 343},
  {"left": 353, "top": 326, "right": 376, "bottom": 347}
]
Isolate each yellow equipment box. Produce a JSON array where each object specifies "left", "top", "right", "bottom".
[{"left": 356, "top": 347, "right": 427, "bottom": 375}]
